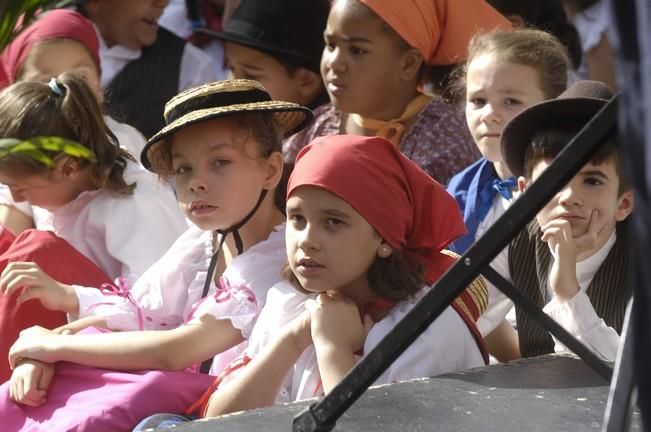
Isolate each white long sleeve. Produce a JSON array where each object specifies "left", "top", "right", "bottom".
[{"left": 543, "top": 232, "right": 620, "bottom": 361}]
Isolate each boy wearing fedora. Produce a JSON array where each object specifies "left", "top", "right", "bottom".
[
  {"left": 478, "top": 80, "right": 634, "bottom": 363},
  {"left": 201, "top": 0, "right": 330, "bottom": 110}
]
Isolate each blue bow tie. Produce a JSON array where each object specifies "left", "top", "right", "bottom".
[{"left": 477, "top": 176, "right": 517, "bottom": 221}]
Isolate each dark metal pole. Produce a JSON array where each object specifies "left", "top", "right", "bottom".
[
  {"left": 292, "top": 96, "right": 619, "bottom": 432},
  {"left": 481, "top": 266, "right": 612, "bottom": 380},
  {"left": 603, "top": 299, "right": 636, "bottom": 431},
  {"left": 605, "top": 0, "right": 651, "bottom": 429}
]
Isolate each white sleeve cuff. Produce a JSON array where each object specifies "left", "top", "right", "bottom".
[
  {"left": 73, "top": 284, "right": 141, "bottom": 331},
  {"left": 543, "top": 291, "right": 619, "bottom": 361}
]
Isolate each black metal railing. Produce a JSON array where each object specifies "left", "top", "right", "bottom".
[{"left": 293, "top": 95, "right": 619, "bottom": 432}]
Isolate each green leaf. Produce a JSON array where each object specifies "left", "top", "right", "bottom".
[
  {"left": 0, "top": 1, "right": 64, "bottom": 50},
  {"left": 0, "top": 138, "right": 22, "bottom": 149},
  {"left": 11, "top": 148, "right": 55, "bottom": 167},
  {"left": 0, "top": 136, "right": 96, "bottom": 166}
]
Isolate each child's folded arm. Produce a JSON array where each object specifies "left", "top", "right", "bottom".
[
  {"left": 204, "top": 312, "right": 311, "bottom": 417},
  {"left": 8, "top": 315, "right": 244, "bottom": 372},
  {"left": 543, "top": 291, "right": 620, "bottom": 362},
  {"left": 8, "top": 359, "right": 53, "bottom": 407}
]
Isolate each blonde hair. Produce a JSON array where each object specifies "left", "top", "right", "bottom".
[
  {"left": 0, "top": 72, "right": 135, "bottom": 194},
  {"left": 456, "top": 29, "right": 571, "bottom": 99}
]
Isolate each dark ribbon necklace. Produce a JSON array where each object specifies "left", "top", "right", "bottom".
[{"left": 198, "top": 189, "right": 268, "bottom": 373}]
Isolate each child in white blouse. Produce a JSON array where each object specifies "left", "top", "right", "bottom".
[
  {"left": 201, "top": 134, "right": 488, "bottom": 418},
  {"left": 0, "top": 80, "right": 311, "bottom": 428},
  {"left": 0, "top": 72, "right": 185, "bottom": 382}
]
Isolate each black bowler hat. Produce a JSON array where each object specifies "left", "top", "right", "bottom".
[
  {"left": 198, "top": 0, "right": 330, "bottom": 74},
  {"left": 501, "top": 80, "right": 615, "bottom": 178},
  {"left": 141, "top": 79, "right": 313, "bottom": 171}
]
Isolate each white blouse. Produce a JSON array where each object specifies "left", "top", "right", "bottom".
[
  {"left": 75, "top": 223, "right": 288, "bottom": 375},
  {"left": 240, "top": 282, "right": 485, "bottom": 403},
  {"left": 97, "top": 26, "right": 219, "bottom": 92},
  {"left": 104, "top": 115, "right": 146, "bottom": 159},
  {"left": 0, "top": 162, "right": 187, "bottom": 279}
]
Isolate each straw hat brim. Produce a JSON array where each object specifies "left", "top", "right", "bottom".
[
  {"left": 141, "top": 101, "right": 312, "bottom": 170},
  {"left": 500, "top": 97, "right": 608, "bottom": 178}
]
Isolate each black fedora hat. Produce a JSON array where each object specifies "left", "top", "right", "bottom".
[
  {"left": 501, "top": 80, "right": 614, "bottom": 178},
  {"left": 141, "top": 79, "right": 313, "bottom": 171},
  {"left": 198, "top": 0, "right": 330, "bottom": 74}
]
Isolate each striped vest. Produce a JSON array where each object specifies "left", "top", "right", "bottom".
[
  {"left": 105, "top": 27, "right": 185, "bottom": 139},
  {"left": 508, "top": 220, "right": 631, "bottom": 357}
]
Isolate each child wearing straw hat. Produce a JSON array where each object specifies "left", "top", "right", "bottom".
[
  {"left": 283, "top": 0, "right": 510, "bottom": 184},
  {"left": 0, "top": 80, "right": 312, "bottom": 431},
  {"left": 479, "top": 80, "right": 634, "bottom": 362},
  {"left": 196, "top": 134, "right": 490, "bottom": 418}
]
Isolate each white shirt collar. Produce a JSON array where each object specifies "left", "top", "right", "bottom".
[
  {"left": 575, "top": 229, "right": 616, "bottom": 287},
  {"left": 94, "top": 24, "right": 141, "bottom": 88}
]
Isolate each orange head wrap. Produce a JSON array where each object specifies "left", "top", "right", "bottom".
[{"left": 359, "top": 0, "right": 510, "bottom": 65}]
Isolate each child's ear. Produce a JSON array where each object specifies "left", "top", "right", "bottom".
[
  {"left": 614, "top": 189, "right": 635, "bottom": 221},
  {"left": 399, "top": 48, "right": 424, "bottom": 82},
  {"left": 517, "top": 176, "right": 529, "bottom": 193},
  {"left": 295, "top": 69, "right": 324, "bottom": 103},
  {"left": 263, "top": 152, "right": 284, "bottom": 190},
  {"left": 377, "top": 242, "right": 393, "bottom": 258},
  {"left": 56, "top": 157, "right": 82, "bottom": 179}
]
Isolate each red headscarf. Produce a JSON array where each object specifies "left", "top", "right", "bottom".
[
  {"left": 360, "top": 0, "right": 510, "bottom": 65},
  {"left": 287, "top": 135, "right": 466, "bottom": 284},
  {"left": 0, "top": 9, "right": 100, "bottom": 89}
]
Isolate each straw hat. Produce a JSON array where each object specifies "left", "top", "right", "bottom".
[
  {"left": 141, "top": 79, "right": 312, "bottom": 170},
  {"left": 500, "top": 80, "right": 614, "bottom": 178}
]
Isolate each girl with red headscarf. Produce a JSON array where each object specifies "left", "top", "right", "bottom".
[
  {"left": 196, "top": 134, "right": 489, "bottom": 418},
  {"left": 283, "top": 0, "right": 510, "bottom": 185}
]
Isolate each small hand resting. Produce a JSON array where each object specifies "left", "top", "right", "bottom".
[{"left": 0, "top": 261, "right": 79, "bottom": 313}]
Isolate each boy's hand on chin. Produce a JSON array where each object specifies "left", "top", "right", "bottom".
[
  {"left": 573, "top": 210, "right": 615, "bottom": 256},
  {"left": 541, "top": 218, "right": 580, "bottom": 302}
]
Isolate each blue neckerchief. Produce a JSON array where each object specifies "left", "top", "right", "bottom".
[
  {"left": 446, "top": 158, "right": 516, "bottom": 253},
  {"left": 477, "top": 176, "right": 517, "bottom": 221}
]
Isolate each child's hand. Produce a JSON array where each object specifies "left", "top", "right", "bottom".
[
  {"left": 9, "top": 359, "right": 54, "bottom": 407},
  {"left": 307, "top": 292, "right": 371, "bottom": 353},
  {"left": 541, "top": 209, "right": 610, "bottom": 302},
  {"left": 8, "top": 326, "right": 62, "bottom": 369},
  {"left": 541, "top": 218, "right": 580, "bottom": 302},
  {"left": 0, "top": 262, "right": 79, "bottom": 313},
  {"left": 286, "top": 309, "right": 313, "bottom": 352},
  {"left": 572, "top": 210, "right": 615, "bottom": 256}
]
